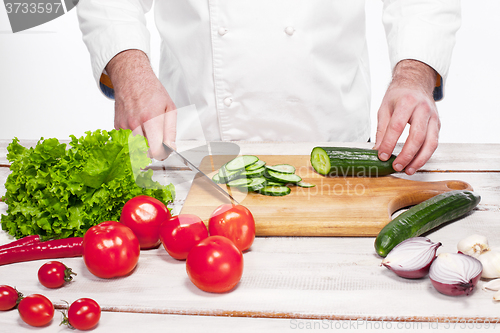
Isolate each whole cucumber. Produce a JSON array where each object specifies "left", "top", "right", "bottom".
[{"left": 374, "top": 190, "right": 481, "bottom": 257}]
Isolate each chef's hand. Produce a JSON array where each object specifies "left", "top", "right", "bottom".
[
  {"left": 374, "top": 59, "right": 440, "bottom": 176},
  {"left": 106, "top": 49, "right": 177, "bottom": 160}
]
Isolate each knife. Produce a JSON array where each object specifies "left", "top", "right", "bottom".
[{"left": 162, "top": 143, "right": 240, "bottom": 204}]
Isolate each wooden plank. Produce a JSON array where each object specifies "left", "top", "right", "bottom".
[
  {"left": 0, "top": 210, "right": 499, "bottom": 322},
  {"left": 2, "top": 310, "right": 497, "bottom": 333}
]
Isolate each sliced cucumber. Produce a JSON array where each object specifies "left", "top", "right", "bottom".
[
  {"left": 240, "top": 167, "right": 266, "bottom": 178},
  {"left": 238, "top": 177, "right": 267, "bottom": 191},
  {"left": 213, "top": 156, "right": 308, "bottom": 196},
  {"left": 245, "top": 160, "right": 266, "bottom": 171},
  {"left": 265, "top": 181, "right": 284, "bottom": 186},
  {"left": 212, "top": 173, "right": 221, "bottom": 183},
  {"left": 258, "top": 185, "right": 291, "bottom": 196},
  {"left": 266, "top": 164, "right": 296, "bottom": 174},
  {"left": 297, "top": 181, "right": 316, "bottom": 188},
  {"left": 218, "top": 166, "right": 242, "bottom": 183},
  {"left": 225, "top": 155, "right": 259, "bottom": 171},
  {"left": 265, "top": 170, "right": 302, "bottom": 184},
  {"left": 227, "top": 178, "right": 252, "bottom": 187}
]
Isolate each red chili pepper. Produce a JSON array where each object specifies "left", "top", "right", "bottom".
[
  {"left": 0, "top": 235, "right": 41, "bottom": 252},
  {"left": 0, "top": 237, "right": 83, "bottom": 266}
]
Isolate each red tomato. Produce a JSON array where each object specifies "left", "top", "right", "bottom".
[
  {"left": 38, "top": 261, "right": 76, "bottom": 289},
  {"left": 208, "top": 204, "right": 255, "bottom": 252},
  {"left": 18, "top": 294, "right": 54, "bottom": 327},
  {"left": 0, "top": 285, "right": 21, "bottom": 311},
  {"left": 120, "top": 195, "right": 171, "bottom": 249},
  {"left": 66, "top": 298, "right": 101, "bottom": 330},
  {"left": 159, "top": 214, "right": 209, "bottom": 260},
  {"left": 186, "top": 236, "right": 243, "bottom": 293},
  {"left": 83, "top": 221, "right": 140, "bottom": 279}
]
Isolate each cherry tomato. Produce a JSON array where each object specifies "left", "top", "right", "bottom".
[
  {"left": 18, "top": 294, "right": 54, "bottom": 327},
  {"left": 159, "top": 214, "right": 209, "bottom": 260},
  {"left": 186, "top": 236, "right": 244, "bottom": 293},
  {"left": 0, "top": 285, "right": 22, "bottom": 311},
  {"left": 65, "top": 298, "right": 101, "bottom": 330},
  {"left": 83, "top": 221, "right": 140, "bottom": 279},
  {"left": 38, "top": 261, "right": 76, "bottom": 289},
  {"left": 208, "top": 204, "right": 255, "bottom": 252},
  {"left": 120, "top": 195, "right": 171, "bottom": 249}
]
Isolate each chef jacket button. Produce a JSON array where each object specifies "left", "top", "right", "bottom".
[
  {"left": 223, "top": 97, "right": 232, "bottom": 107},
  {"left": 218, "top": 27, "right": 228, "bottom": 36},
  {"left": 285, "top": 26, "right": 295, "bottom": 36}
]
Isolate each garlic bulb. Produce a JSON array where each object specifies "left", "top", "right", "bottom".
[
  {"left": 457, "top": 234, "right": 489, "bottom": 258},
  {"left": 478, "top": 250, "right": 500, "bottom": 279}
]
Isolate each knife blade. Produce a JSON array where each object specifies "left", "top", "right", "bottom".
[{"left": 163, "top": 143, "right": 240, "bottom": 205}]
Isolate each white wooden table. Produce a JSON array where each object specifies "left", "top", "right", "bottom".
[{"left": 1, "top": 140, "right": 500, "bottom": 332}]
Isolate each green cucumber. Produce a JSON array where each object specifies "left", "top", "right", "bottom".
[
  {"left": 245, "top": 160, "right": 266, "bottom": 171},
  {"left": 237, "top": 177, "right": 267, "bottom": 191},
  {"left": 240, "top": 167, "right": 266, "bottom": 178},
  {"left": 258, "top": 185, "right": 291, "bottom": 196},
  {"left": 297, "top": 181, "right": 316, "bottom": 188},
  {"left": 225, "top": 155, "right": 259, "bottom": 171},
  {"left": 227, "top": 178, "right": 252, "bottom": 187},
  {"left": 265, "top": 170, "right": 302, "bottom": 184},
  {"left": 265, "top": 181, "right": 285, "bottom": 186},
  {"left": 311, "top": 147, "right": 397, "bottom": 177},
  {"left": 218, "top": 166, "right": 242, "bottom": 183},
  {"left": 266, "top": 164, "right": 296, "bottom": 174},
  {"left": 212, "top": 173, "right": 221, "bottom": 183},
  {"left": 374, "top": 190, "right": 481, "bottom": 257}
]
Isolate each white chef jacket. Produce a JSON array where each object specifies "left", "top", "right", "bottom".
[{"left": 77, "top": 0, "right": 461, "bottom": 142}]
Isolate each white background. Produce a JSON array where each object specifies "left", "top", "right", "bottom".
[{"left": 0, "top": 1, "right": 498, "bottom": 143}]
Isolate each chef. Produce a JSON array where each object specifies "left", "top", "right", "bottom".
[{"left": 77, "top": 0, "right": 461, "bottom": 175}]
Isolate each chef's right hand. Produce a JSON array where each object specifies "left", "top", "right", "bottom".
[{"left": 106, "top": 49, "right": 177, "bottom": 160}]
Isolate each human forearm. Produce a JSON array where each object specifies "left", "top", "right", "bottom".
[{"left": 391, "top": 60, "right": 437, "bottom": 97}]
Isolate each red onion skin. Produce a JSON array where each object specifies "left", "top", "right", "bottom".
[
  {"left": 430, "top": 274, "right": 481, "bottom": 296},
  {"left": 384, "top": 260, "right": 434, "bottom": 279}
]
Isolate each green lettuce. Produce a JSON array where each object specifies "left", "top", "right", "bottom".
[{"left": 1, "top": 129, "right": 175, "bottom": 239}]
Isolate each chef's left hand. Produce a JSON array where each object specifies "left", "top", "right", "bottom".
[{"left": 374, "top": 59, "right": 440, "bottom": 175}]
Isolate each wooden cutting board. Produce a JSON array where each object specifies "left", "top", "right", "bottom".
[{"left": 180, "top": 155, "right": 473, "bottom": 236}]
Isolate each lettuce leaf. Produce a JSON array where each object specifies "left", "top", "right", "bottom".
[{"left": 1, "top": 129, "right": 175, "bottom": 239}]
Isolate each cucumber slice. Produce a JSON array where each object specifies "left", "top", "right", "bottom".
[
  {"left": 227, "top": 178, "right": 252, "bottom": 187},
  {"left": 225, "top": 155, "right": 259, "bottom": 171},
  {"left": 239, "top": 177, "right": 267, "bottom": 191},
  {"left": 266, "top": 164, "right": 296, "bottom": 174},
  {"left": 266, "top": 170, "right": 302, "bottom": 184},
  {"left": 240, "top": 167, "right": 265, "bottom": 178},
  {"left": 245, "top": 160, "right": 266, "bottom": 171},
  {"left": 265, "top": 181, "right": 284, "bottom": 186},
  {"left": 297, "top": 181, "right": 316, "bottom": 188},
  {"left": 212, "top": 173, "right": 221, "bottom": 183},
  {"left": 218, "top": 166, "right": 242, "bottom": 183},
  {"left": 258, "top": 185, "right": 291, "bottom": 196}
]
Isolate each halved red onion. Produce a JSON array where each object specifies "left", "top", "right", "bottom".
[
  {"left": 381, "top": 237, "right": 442, "bottom": 279},
  {"left": 429, "top": 253, "right": 483, "bottom": 296}
]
